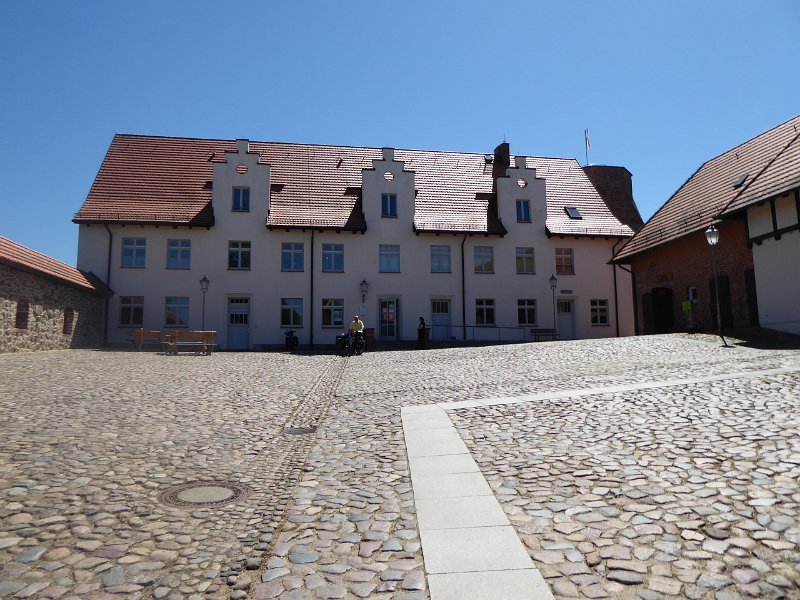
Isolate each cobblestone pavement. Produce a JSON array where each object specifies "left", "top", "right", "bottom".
[{"left": 1, "top": 334, "right": 799, "bottom": 600}]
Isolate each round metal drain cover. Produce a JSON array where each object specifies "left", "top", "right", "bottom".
[
  {"left": 283, "top": 426, "right": 317, "bottom": 435},
  {"left": 160, "top": 482, "right": 252, "bottom": 508}
]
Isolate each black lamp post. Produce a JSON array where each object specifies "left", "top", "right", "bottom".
[
  {"left": 704, "top": 226, "right": 730, "bottom": 347},
  {"left": 549, "top": 274, "right": 558, "bottom": 333},
  {"left": 199, "top": 275, "right": 210, "bottom": 330}
]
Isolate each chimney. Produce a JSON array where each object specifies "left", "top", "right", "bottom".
[
  {"left": 236, "top": 139, "right": 250, "bottom": 154},
  {"left": 382, "top": 147, "right": 395, "bottom": 162},
  {"left": 583, "top": 165, "right": 644, "bottom": 231},
  {"left": 492, "top": 142, "right": 510, "bottom": 180}
]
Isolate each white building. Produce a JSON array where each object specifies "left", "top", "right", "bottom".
[{"left": 74, "top": 135, "right": 638, "bottom": 349}]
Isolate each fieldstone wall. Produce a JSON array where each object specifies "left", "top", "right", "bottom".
[{"left": 0, "top": 264, "right": 106, "bottom": 353}]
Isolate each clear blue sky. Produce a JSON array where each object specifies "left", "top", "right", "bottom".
[{"left": 1, "top": 1, "right": 798, "bottom": 266}]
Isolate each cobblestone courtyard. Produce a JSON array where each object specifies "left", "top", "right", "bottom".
[{"left": 1, "top": 335, "right": 799, "bottom": 600}]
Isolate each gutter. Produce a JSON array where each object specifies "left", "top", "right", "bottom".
[
  {"left": 309, "top": 230, "right": 315, "bottom": 348},
  {"left": 461, "top": 234, "right": 467, "bottom": 340},
  {"left": 611, "top": 239, "right": 623, "bottom": 337},
  {"left": 103, "top": 224, "right": 113, "bottom": 346}
]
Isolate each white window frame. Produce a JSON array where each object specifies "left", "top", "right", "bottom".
[
  {"left": 228, "top": 241, "right": 251, "bottom": 270},
  {"left": 232, "top": 187, "right": 250, "bottom": 212},
  {"left": 591, "top": 299, "right": 609, "bottom": 326},
  {"left": 165, "top": 296, "right": 189, "bottom": 328},
  {"left": 475, "top": 298, "right": 495, "bottom": 326},
  {"left": 322, "top": 298, "right": 344, "bottom": 328},
  {"left": 322, "top": 244, "right": 344, "bottom": 273},
  {"left": 167, "top": 239, "right": 191, "bottom": 270},
  {"left": 474, "top": 246, "right": 494, "bottom": 274},
  {"left": 518, "top": 299, "right": 537, "bottom": 326},
  {"left": 379, "top": 244, "right": 400, "bottom": 273},
  {"left": 381, "top": 193, "right": 397, "bottom": 218},
  {"left": 516, "top": 247, "right": 535, "bottom": 274},
  {"left": 556, "top": 248, "right": 574, "bottom": 275},
  {"left": 516, "top": 199, "right": 531, "bottom": 223},
  {"left": 121, "top": 238, "right": 146, "bottom": 268},
  {"left": 281, "top": 298, "right": 303, "bottom": 327},
  {"left": 431, "top": 245, "right": 451, "bottom": 273},
  {"left": 120, "top": 296, "right": 144, "bottom": 327},
  {"left": 281, "top": 243, "right": 304, "bottom": 272}
]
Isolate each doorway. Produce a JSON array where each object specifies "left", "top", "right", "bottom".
[
  {"left": 227, "top": 297, "right": 250, "bottom": 349},
  {"left": 557, "top": 299, "right": 575, "bottom": 340},
  {"left": 431, "top": 299, "right": 451, "bottom": 340},
  {"left": 380, "top": 299, "right": 399, "bottom": 340},
  {"left": 652, "top": 287, "right": 674, "bottom": 333}
]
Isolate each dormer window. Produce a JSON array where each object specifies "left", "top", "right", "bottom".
[
  {"left": 233, "top": 187, "right": 250, "bottom": 212},
  {"left": 565, "top": 206, "right": 582, "bottom": 219},
  {"left": 381, "top": 193, "right": 397, "bottom": 218}
]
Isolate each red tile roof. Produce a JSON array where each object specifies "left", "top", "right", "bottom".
[
  {"left": 75, "top": 135, "right": 633, "bottom": 238},
  {"left": 616, "top": 114, "right": 800, "bottom": 261},
  {"left": 0, "top": 236, "right": 111, "bottom": 295}
]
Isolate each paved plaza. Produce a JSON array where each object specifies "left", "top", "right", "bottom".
[{"left": 1, "top": 334, "right": 799, "bottom": 600}]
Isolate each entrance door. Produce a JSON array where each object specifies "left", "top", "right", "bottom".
[
  {"left": 380, "top": 299, "right": 398, "bottom": 340},
  {"left": 431, "top": 300, "right": 451, "bottom": 340},
  {"left": 652, "top": 287, "right": 674, "bottom": 333},
  {"left": 557, "top": 299, "right": 575, "bottom": 340},
  {"left": 227, "top": 297, "right": 250, "bottom": 349}
]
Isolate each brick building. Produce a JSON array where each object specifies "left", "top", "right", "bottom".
[
  {"left": 0, "top": 236, "right": 111, "bottom": 352},
  {"left": 613, "top": 115, "right": 800, "bottom": 335}
]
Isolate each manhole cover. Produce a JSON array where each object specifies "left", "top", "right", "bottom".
[
  {"left": 159, "top": 482, "right": 252, "bottom": 508},
  {"left": 283, "top": 426, "right": 317, "bottom": 435}
]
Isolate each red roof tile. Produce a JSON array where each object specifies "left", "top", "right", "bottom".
[
  {"left": 75, "top": 135, "right": 633, "bottom": 238},
  {"left": 616, "top": 114, "right": 800, "bottom": 261},
  {"left": 0, "top": 236, "right": 111, "bottom": 295}
]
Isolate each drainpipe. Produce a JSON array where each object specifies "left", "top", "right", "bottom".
[
  {"left": 461, "top": 234, "right": 467, "bottom": 340},
  {"left": 103, "top": 224, "right": 113, "bottom": 346},
  {"left": 309, "top": 229, "right": 315, "bottom": 348}
]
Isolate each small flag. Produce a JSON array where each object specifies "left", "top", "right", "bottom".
[{"left": 584, "top": 128, "right": 591, "bottom": 149}]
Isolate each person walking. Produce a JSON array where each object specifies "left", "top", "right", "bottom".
[{"left": 416, "top": 317, "right": 427, "bottom": 349}]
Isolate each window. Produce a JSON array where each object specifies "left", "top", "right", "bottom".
[
  {"left": 322, "top": 299, "right": 344, "bottom": 328},
  {"left": 15, "top": 299, "right": 29, "bottom": 330},
  {"left": 281, "top": 243, "right": 304, "bottom": 272},
  {"left": 591, "top": 299, "right": 609, "bottom": 326},
  {"left": 381, "top": 193, "right": 397, "bottom": 218},
  {"left": 518, "top": 299, "right": 537, "bottom": 326},
  {"left": 516, "top": 200, "right": 531, "bottom": 222},
  {"left": 281, "top": 298, "right": 303, "bottom": 327},
  {"left": 121, "top": 238, "right": 146, "bottom": 268},
  {"left": 379, "top": 244, "right": 400, "bottom": 272},
  {"left": 476, "top": 299, "right": 495, "bottom": 326},
  {"left": 120, "top": 296, "right": 144, "bottom": 327},
  {"left": 556, "top": 248, "right": 574, "bottom": 275},
  {"left": 516, "top": 247, "right": 535, "bottom": 274},
  {"left": 167, "top": 240, "right": 191, "bottom": 269},
  {"left": 63, "top": 308, "right": 75, "bottom": 335},
  {"left": 165, "top": 297, "right": 189, "bottom": 328},
  {"left": 565, "top": 206, "right": 582, "bottom": 219},
  {"left": 688, "top": 287, "right": 698, "bottom": 304},
  {"left": 474, "top": 246, "right": 494, "bottom": 273},
  {"left": 228, "top": 241, "right": 251, "bottom": 269},
  {"left": 322, "top": 244, "right": 344, "bottom": 272},
  {"left": 431, "top": 245, "right": 451, "bottom": 273},
  {"left": 232, "top": 187, "right": 250, "bottom": 212}
]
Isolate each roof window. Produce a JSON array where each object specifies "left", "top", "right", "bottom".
[
  {"left": 565, "top": 206, "right": 583, "bottom": 220},
  {"left": 733, "top": 174, "right": 748, "bottom": 188}
]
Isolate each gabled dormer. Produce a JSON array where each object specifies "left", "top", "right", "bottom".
[
  {"left": 361, "top": 147, "right": 416, "bottom": 229},
  {"left": 496, "top": 153, "right": 546, "bottom": 231},
  {"left": 212, "top": 139, "right": 271, "bottom": 226}
]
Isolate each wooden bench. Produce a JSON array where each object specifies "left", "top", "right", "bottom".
[
  {"left": 130, "top": 329, "right": 163, "bottom": 351},
  {"left": 162, "top": 331, "right": 217, "bottom": 355},
  {"left": 530, "top": 328, "right": 558, "bottom": 342}
]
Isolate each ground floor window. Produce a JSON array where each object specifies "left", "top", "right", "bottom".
[
  {"left": 165, "top": 297, "right": 189, "bottom": 328},
  {"left": 591, "top": 299, "right": 609, "bottom": 325},
  {"left": 120, "top": 296, "right": 144, "bottom": 327},
  {"left": 15, "top": 299, "right": 29, "bottom": 330},
  {"left": 475, "top": 298, "right": 495, "bottom": 326},
  {"left": 322, "top": 298, "right": 343, "bottom": 327},
  {"left": 281, "top": 298, "right": 303, "bottom": 327},
  {"left": 63, "top": 308, "right": 75, "bottom": 335},
  {"left": 518, "top": 299, "right": 537, "bottom": 326}
]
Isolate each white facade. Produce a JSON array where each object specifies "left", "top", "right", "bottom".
[
  {"left": 77, "top": 140, "right": 635, "bottom": 348},
  {"left": 746, "top": 190, "right": 800, "bottom": 335}
]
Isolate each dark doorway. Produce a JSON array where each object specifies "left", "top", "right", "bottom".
[
  {"left": 708, "top": 275, "right": 733, "bottom": 329},
  {"left": 652, "top": 287, "right": 674, "bottom": 333}
]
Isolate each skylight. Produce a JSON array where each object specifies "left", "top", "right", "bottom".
[
  {"left": 565, "top": 206, "right": 583, "bottom": 219},
  {"left": 733, "top": 174, "right": 748, "bottom": 188}
]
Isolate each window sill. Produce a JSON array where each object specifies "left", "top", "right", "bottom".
[
  {"left": 516, "top": 271, "right": 536, "bottom": 275},
  {"left": 166, "top": 267, "right": 190, "bottom": 270},
  {"left": 228, "top": 268, "right": 252, "bottom": 271},
  {"left": 281, "top": 269, "right": 305, "bottom": 273},
  {"left": 281, "top": 326, "right": 303, "bottom": 329},
  {"left": 121, "top": 265, "right": 145, "bottom": 269},
  {"left": 381, "top": 215, "right": 398, "bottom": 219},
  {"left": 431, "top": 271, "right": 452, "bottom": 274},
  {"left": 322, "top": 271, "right": 345, "bottom": 274},
  {"left": 556, "top": 272, "right": 575, "bottom": 276},
  {"left": 475, "top": 271, "right": 495, "bottom": 275},
  {"left": 119, "top": 324, "right": 145, "bottom": 328},
  {"left": 591, "top": 323, "right": 610, "bottom": 327},
  {"left": 379, "top": 271, "right": 401, "bottom": 274}
]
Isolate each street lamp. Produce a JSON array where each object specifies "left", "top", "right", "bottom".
[
  {"left": 704, "top": 226, "right": 730, "bottom": 347},
  {"left": 199, "top": 275, "right": 210, "bottom": 330},
  {"left": 549, "top": 274, "right": 558, "bottom": 333},
  {"left": 360, "top": 279, "right": 369, "bottom": 304}
]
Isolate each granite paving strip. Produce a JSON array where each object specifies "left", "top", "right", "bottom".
[{"left": 402, "top": 405, "right": 555, "bottom": 600}]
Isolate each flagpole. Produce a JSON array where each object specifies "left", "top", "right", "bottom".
[{"left": 584, "top": 128, "right": 590, "bottom": 166}]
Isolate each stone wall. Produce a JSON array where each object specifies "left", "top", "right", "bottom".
[{"left": 0, "top": 264, "right": 105, "bottom": 352}]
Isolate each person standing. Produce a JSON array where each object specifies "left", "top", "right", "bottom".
[{"left": 416, "top": 317, "right": 427, "bottom": 349}]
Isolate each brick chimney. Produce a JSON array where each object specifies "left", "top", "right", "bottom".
[
  {"left": 583, "top": 165, "right": 644, "bottom": 231},
  {"left": 492, "top": 142, "right": 511, "bottom": 180}
]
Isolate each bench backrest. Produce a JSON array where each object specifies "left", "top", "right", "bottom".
[
  {"left": 131, "top": 329, "right": 162, "bottom": 341},
  {"left": 165, "top": 330, "right": 216, "bottom": 342}
]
